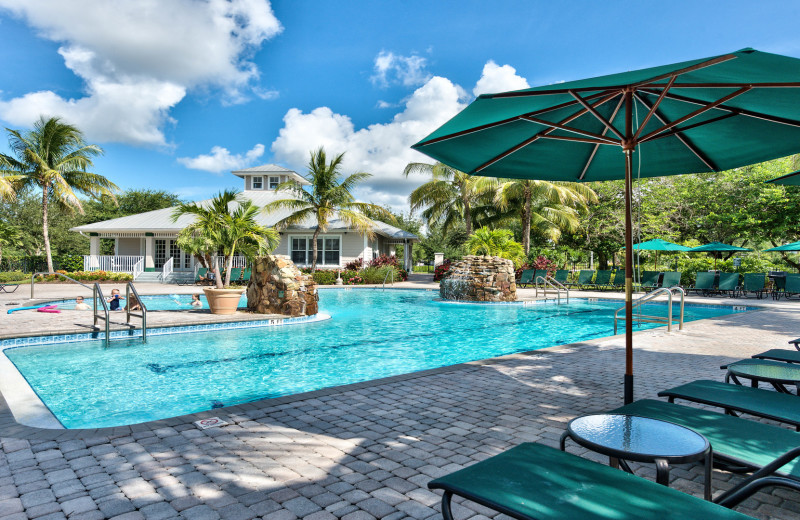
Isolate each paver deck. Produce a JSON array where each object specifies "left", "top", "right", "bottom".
[{"left": 1, "top": 281, "right": 799, "bottom": 519}]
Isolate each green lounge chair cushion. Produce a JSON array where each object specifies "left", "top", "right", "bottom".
[
  {"left": 658, "top": 379, "right": 800, "bottom": 427},
  {"left": 574, "top": 270, "right": 594, "bottom": 286},
  {"left": 610, "top": 399, "right": 800, "bottom": 480},
  {"left": 428, "top": 442, "right": 751, "bottom": 520},
  {"left": 640, "top": 270, "right": 660, "bottom": 287},
  {"left": 661, "top": 271, "right": 682, "bottom": 288},
  {"left": 692, "top": 271, "right": 716, "bottom": 291},
  {"left": 553, "top": 270, "right": 569, "bottom": 284},
  {"left": 753, "top": 349, "right": 800, "bottom": 363},
  {"left": 718, "top": 273, "right": 739, "bottom": 292}
]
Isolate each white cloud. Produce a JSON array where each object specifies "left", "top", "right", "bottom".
[
  {"left": 178, "top": 143, "right": 265, "bottom": 174},
  {"left": 0, "top": 0, "right": 282, "bottom": 146},
  {"left": 473, "top": 61, "right": 530, "bottom": 96},
  {"left": 371, "top": 51, "right": 431, "bottom": 88},
  {"left": 271, "top": 76, "right": 469, "bottom": 211}
]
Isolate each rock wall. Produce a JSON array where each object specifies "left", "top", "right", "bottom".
[
  {"left": 439, "top": 255, "right": 516, "bottom": 302},
  {"left": 247, "top": 255, "right": 318, "bottom": 317}
]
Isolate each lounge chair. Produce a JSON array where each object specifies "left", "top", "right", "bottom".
[
  {"left": 428, "top": 441, "right": 798, "bottom": 520},
  {"left": 740, "top": 273, "right": 766, "bottom": 299},
  {"left": 658, "top": 380, "right": 800, "bottom": 429},
  {"left": 610, "top": 399, "right": 800, "bottom": 481},
  {"left": 609, "top": 270, "right": 625, "bottom": 291},
  {"left": 227, "top": 267, "right": 242, "bottom": 284},
  {"left": 783, "top": 274, "right": 800, "bottom": 299},
  {"left": 772, "top": 275, "right": 787, "bottom": 300},
  {"left": 688, "top": 271, "right": 717, "bottom": 296},
  {"left": 585, "top": 269, "right": 612, "bottom": 291},
  {"left": 0, "top": 283, "right": 20, "bottom": 293},
  {"left": 568, "top": 269, "right": 594, "bottom": 289},
  {"left": 517, "top": 269, "right": 534, "bottom": 288},
  {"left": 242, "top": 268, "right": 251, "bottom": 283},
  {"left": 194, "top": 267, "right": 209, "bottom": 285},
  {"left": 752, "top": 349, "right": 800, "bottom": 364},
  {"left": 660, "top": 271, "right": 682, "bottom": 289},
  {"left": 638, "top": 270, "right": 661, "bottom": 292},
  {"left": 718, "top": 272, "right": 740, "bottom": 297},
  {"left": 552, "top": 269, "right": 569, "bottom": 285},
  {"left": 532, "top": 269, "right": 548, "bottom": 287}
]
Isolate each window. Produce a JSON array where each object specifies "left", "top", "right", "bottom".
[
  {"left": 269, "top": 176, "right": 280, "bottom": 189},
  {"left": 290, "top": 235, "right": 340, "bottom": 266},
  {"left": 251, "top": 176, "right": 263, "bottom": 189},
  {"left": 154, "top": 239, "right": 166, "bottom": 268}
]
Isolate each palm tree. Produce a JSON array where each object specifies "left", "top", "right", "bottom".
[
  {"left": 494, "top": 179, "right": 598, "bottom": 254},
  {"left": 465, "top": 228, "right": 525, "bottom": 266},
  {"left": 403, "top": 162, "right": 492, "bottom": 236},
  {"left": 172, "top": 190, "right": 280, "bottom": 288},
  {"left": 0, "top": 116, "right": 117, "bottom": 272},
  {"left": 264, "top": 147, "right": 394, "bottom": 271}
]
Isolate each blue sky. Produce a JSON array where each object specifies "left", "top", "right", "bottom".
[{"left": 1, "top": 1, "right": 799, "bottom": 211}]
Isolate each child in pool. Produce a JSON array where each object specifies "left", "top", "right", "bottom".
[
  {"left": 74, "top": 296, "right": 90, "bottom": 310},
  {"left": 107, "top": 289, "right": 124, "bottom": 310},
  {"left": 190, "top": 294, "right": 203, "bottom": 308}
]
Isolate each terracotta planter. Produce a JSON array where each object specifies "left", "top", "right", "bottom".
[{"left": 203, "top": 287, "right": 245, "bottom": 315}]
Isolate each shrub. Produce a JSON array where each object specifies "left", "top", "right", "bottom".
[
  {"left": 344, "top": 258, "right": 363, "bottom": 271},
  {"left": 360, "top": 266, "right": 397, "bottom": 284},
  {"left": 0, "top": 271, "right": 27, "bottom": 283},
  {"left": 433, "top": 259, "right": 452, "bottom": 282},
  {"left": 311, "top": 270, "right": 337, "bottom": 285},
  {"left": 515, "top": 256, "right": 558, "bottom": 279},
  {"left": 32, "top": 270, "right": 133, "bottom": 283},
  {"left": 369, "top": 254, "right": 399, "bottom": 269}
]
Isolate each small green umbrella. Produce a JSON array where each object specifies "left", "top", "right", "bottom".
[
  {"left": 764, "top": 241, "right": 800, "bottom": 252},
  {"left": 766, "top": 169, "right": 800, "bottom": 185},
  {"left": 628, "top": 239, "right": 691, "bottom": 270},
  {"left": 689, "top": 241, "right": 752, "bottom": 269}
]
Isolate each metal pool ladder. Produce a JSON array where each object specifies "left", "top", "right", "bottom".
[
  {"left": 614, "top": 286, "right": 685, "bottom": 335},
  {"left": 126, "top": 281, "right": 147, "bottom": 343},
  {"left": 534, "top": 275, "right": 569, "bottom": 304},
  {"left": 92, "top": 283, "right": 111, "bottom": 348},
  {"left": 382, "top": 269, "right": 395, "bottom": 290}
]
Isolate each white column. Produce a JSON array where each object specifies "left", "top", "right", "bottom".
[
  {"left": 145, "top": 236, "right": 155, "bottom": 269},
  {"left": 362, "top": 234, "right": 372, "bottom": 261},
  {"left": 434, "top": 252, "right": 444, "bottom": 267},
  {"left": 404, "top": 241, "right": 412, "bottom": 271},
  {"left": 89, "top": 236, "right": 100, "bottom": 256}
]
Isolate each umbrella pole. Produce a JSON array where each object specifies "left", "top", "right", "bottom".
[{"left": 624, "top": 89, "right": 634, "bottom": 405}]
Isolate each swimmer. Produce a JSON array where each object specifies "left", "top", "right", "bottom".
[
  {"left": 74, "top": 296, "right": 90, "bottom": 310},
  {"left": 190, "top": 294, "right": 203, "bottom": 308},
  {"left": 107, "top": 288, "right": 124, "bottom": 310}
]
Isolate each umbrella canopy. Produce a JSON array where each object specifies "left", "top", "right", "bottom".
[
  {"left": 630, "top": 239, "right": 691, "bottom": 251},
  {"left": 764, "top": 241, "right": 800, "bottom": 252},
  {"left": 766, "top": 169, "right": 800, "bottom": 186},
  {"left": 689, "top": 241, "right": 752, "bottom": 252},
  {"left": 412, "top": 48, "right": 800, "bottom": 404}
]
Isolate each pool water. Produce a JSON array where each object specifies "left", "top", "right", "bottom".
[
  {"left": 46, "top": 293, "right": 246, "bottom": 311},
  {"left": 4, "top": 290, "right": 752, "bottom": 429}
]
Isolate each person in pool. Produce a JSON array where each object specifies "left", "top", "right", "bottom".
[
  {"left": 190, "top": 294, "right": 203, "bottom": 308},
  {"left": 107, "top": 289, "right": 124, "bottom": 311},
  {"left": 74, "top": 296, "right": 90, "bottom": 310}
]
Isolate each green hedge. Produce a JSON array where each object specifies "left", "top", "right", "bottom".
[
  {"left": 310, "top": 266, "right": 401, "bottom": 285},
  {"left": 34, "top": 270, "right": 133, "bottom": 283},
  {"left": 0, "top": 271, "right": 27, "bottom": 283}
]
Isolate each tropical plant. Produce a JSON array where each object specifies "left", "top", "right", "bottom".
[
  {"left": 404, "top": 161, "right": 492, "bottom": 236},
  {"left": 0, "top": 222, "right": 22, "bottom": 266},
  {"left": 172, "top": 190, "right": 280, "bottom": 288},
  {"left": 465, "top": 228, "right": 525, "bottom": 266},
  {"left": 493, "top": 179, "right": 597, "bottom": 254},
  {"left": 0, "top": 116, "right": 117, "bottom": 272},
  {"left": 264, "top": 147, "right": 394, "bottom": 271}
]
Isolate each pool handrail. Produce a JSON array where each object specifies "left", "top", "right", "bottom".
[
  {"left": 534, "top": 275, "right": 569, "bottom": 304},
  {"left": 125, "top": 281, "right": 147, "bottom": 343},
  {"left": 30, "top": 271, "right": 92, "bottom": 299},
  {"left": 92, "top": 283, "right": 111, "bottom": 348},
  {"left": 614, "top": 286, "right": 685, "bottom": 335},
  {"left": 382, "top": 268, "right": 395, "bottom": 290}
]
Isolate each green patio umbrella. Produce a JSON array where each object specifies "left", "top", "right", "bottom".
[
  {"left": 689, "top": 241, "right": 752, "bottom": 269},
  {"left": 628, "top": 239, "right": 690, "bottom": 270},
  {"left": 766, "top": 169, "right": 800, "bottom": 185},
  {"left": 764, "top": 241, "right": 800, "bottom": 252},
  {"left": 412, "top": 48, "right": 800, "bottom": 404}
]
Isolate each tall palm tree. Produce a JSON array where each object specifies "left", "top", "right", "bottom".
[
  {"left": 264, "top": 147, "right": 394, "bottom": 271},
  {"left": 403, "top": 162, "right": 492, "bottom": 236},
  {"left": 0, "top": 116, "right": 117, "bottom": 272},
  {"left": 494, "top": 179, "right": 598, "bottom": 254},
  {"left": 465, "top": 228, "right": 525, "bottom": 266},
  {"left": 172, "top": 190, "right": 279, "bottom": 288}
]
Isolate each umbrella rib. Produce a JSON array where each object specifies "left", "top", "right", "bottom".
[
  {"left": 570, "top": 90, "right": 625, "bottom": 140},
  {"left": 640, "top": 88, "right": 800, "bottom": 129},
  {"left": 579, "top": 96, "right": 625, "bottom": 180},
  {"left": 539, "top": 135, "right": 617, "bottom": 145},
  {"left": 637, "top": 86, "right": 752, "bottom": 143},
  {"left": 632, "top": 75, "right": 676, "bottom": 141},
  {"left": 642, "top": 113, "right": 738, "bottom": 142},
  {"left": 520, "top": 115, "right": 620, "bottom": 144},
  {"left": 633, "top": 92, "right": 718, "bottom": 171},
  {"left": 641, "top": 81, "right": 800, "bottom": 89},
  {"left": 470, "top": 92, "right": 622, "bottom": 174}
]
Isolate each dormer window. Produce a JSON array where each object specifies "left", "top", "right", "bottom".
[
  {"left": 251, "top": 176, "right": 263, "bottom": 189},
  {"left": 269, "top": 176, "right": 280, "bottom": 189}
]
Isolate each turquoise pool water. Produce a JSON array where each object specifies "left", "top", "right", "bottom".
[
  {"left": 43, "top": 293, "right": 246, "bottom": 311},
  {"left": 4, "top": 290, "right": 752, "bottom": 429}
]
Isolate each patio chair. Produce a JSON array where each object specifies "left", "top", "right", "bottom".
[
  {"left": 772, "top": 275, "right": 787, "bottom": 300},
  {"left": 783, "top": 274, "right": 800, "bottom": 299},
  {"left": 610, "top": 399, "right": 800, "bottom": 482},
  {"left": 552, "top": 269, "right": 569, "bottom": 285},
  {"left": 0, "top": 283, "right": 20, "bottom": 293},
  {"left": 517, "top": 269, "right": 534, "bottom": 287},
  {"left": 688, "top": 271, "right": 717, "bottom": 296},
  {"left": 568, "top": 269, "right": 594, "bottom": 289},
  {"left": 740, "top": 273, "right": 766, "bottom": 299},
  {"left": 242, "top": 268, "right": 251, "bottom": 283},
  {"left": 428, "top": 441, "right": 798, "bottom": 520},
  {"left": 227, "top": 267, "right": 242, "bottom": 284},
  {"left": 584, "top": 269, "right": 612, "bottom": 291},
  {"left": 194, "top": 267, "right": 209, "bottom": 285},
  {"left": 718, "top": 272, "right": 740, "bottom": 297},
  {"left": 638, "top": 270, "right": 661, "bottom": 292},
  {"left": 658, "top": 380, "right": 800, "bottom": 429},
  {"left": 660, "top": 271, "right": 682, "bottom": 289},
  {"left": 608, "top": 270, "right": 625, "bottom": 291},
  {"left": 532, "top": 269, "right": 548, "bottom": 287}
]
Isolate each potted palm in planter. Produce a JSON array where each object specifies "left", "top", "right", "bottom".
[{"left": 172, "top": 190, "right": 279, "bottom": 314}]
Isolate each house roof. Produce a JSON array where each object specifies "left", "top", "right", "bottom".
[
  {"left": 70, "top": 190, "right": 418, "bottom": 241},
  {"left": 230, "top": 164, "right": 309, "bottom": 185}
]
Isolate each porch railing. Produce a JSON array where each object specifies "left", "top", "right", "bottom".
[
  {"left": 83, "top": 255, "right": 144, "bottom": 273},
  {"left": 132, "top": 257, "right": 144, "bottom": 280},
  {"left": 161, "top": 257, "right": 174, "bottom": 282}
]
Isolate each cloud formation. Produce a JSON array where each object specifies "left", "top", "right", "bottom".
[
  {"left": 0, "top": 0, "right": 282, "bottom": 146},
  {"left": 271, "top": 60, "right": 532, "bottom": 211},
  {"left": 371, "top": 51, "right": 432, "bottom": 88},
  {"left": 178, "top": 144, "right": 266, "bottom": 174}
]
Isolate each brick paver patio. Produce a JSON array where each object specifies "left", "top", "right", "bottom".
[{"left": 1, "top": 284, "right": 800, "bottom": 519}]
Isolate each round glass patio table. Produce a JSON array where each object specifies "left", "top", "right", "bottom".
[
  {"left": 560, "top": 414, "right": 712, "bottom": 500},
  {"left": 726, "top": 360, "right": 800, "bottom": 394}
]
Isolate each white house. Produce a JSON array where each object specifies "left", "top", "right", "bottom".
[{"left": 71, "top": 164, "right": 418, "bottom": 281}]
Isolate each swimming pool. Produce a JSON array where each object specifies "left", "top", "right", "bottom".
[
  {"left": 3, "top": 290, "right": 752, "bottom": 429},
  {"left": 42, "top": 293, "right": 246, "bottom": 311}
]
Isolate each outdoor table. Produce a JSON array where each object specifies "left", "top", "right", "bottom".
[
  {"left": 725, "top": 359, "right": 800, "bottom": 394},
  {"left": 560, "top": 414, "right": 712, "bottom": 500}
]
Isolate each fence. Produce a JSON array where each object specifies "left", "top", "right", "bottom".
[{"left": 83, "top": 255, "right": 145, "bottom": 273}]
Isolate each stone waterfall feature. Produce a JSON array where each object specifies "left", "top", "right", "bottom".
[
  {"left": 247, "top": 255, "right": 319, "bottom": 317},
  {"left": 439, "top": 255, "right": 517, "bottom": 302}
]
